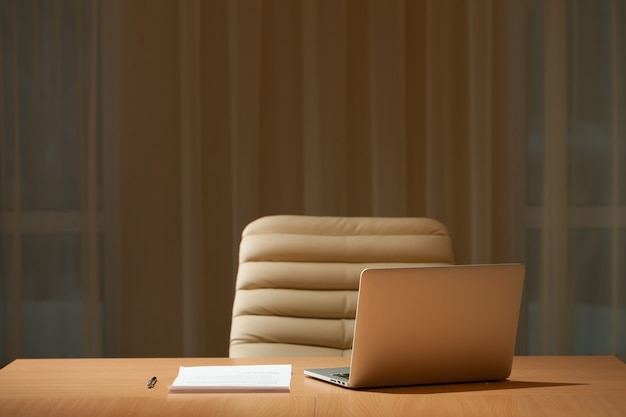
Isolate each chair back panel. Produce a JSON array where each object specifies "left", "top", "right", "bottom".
[{"left": 229, "top": 215, "right": 455, "bottom": 357}]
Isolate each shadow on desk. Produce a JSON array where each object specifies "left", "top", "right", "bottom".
[{"left": 362, "top": 380, "right": 585, "bottom": 394}]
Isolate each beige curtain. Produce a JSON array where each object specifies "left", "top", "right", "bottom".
[
  {"left": 1, "top": 0, "right": 624, "bottom": 365},
  {"left": 167, "top": 0, "right": 526, "bottom": 356}
]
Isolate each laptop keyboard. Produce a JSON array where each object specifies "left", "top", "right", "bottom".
[{"left": 332, "top": 372, "right": 350, "bottom": 379}]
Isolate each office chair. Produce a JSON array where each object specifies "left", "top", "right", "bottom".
[{"left": 229, "top": 215, "right": 455, "bottom": 357}]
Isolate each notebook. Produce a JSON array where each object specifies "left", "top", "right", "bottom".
[{"left": 304, "top": 263, "right": 525, "bottom": 389}]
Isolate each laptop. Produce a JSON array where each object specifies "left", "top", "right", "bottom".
[{"left": 304, "top": 263, "right": 525, "bottom": 389}]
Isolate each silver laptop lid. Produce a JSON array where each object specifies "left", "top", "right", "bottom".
[{"left": 347, "top": 264, "right": 525, "bottom": 388}]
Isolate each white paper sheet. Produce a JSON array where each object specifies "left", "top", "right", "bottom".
[{"left": 168, "top": 364, "right": 292, "bottom": 393}]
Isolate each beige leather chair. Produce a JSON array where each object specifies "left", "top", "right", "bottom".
[{"left": 229, "top": 215, "right": 455, "bottom": 358}]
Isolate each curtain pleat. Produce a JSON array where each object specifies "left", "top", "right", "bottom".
[{"left": 541, "top": 0, "right": 570, "bottom": 355}]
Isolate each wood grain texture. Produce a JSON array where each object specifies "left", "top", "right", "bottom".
[{"left": 0, "top": 356, "right": 624, "bottom": 417}]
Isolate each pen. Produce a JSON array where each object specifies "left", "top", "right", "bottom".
[{"left": 147, "top": 376, "right": 157, "bottom": 389}]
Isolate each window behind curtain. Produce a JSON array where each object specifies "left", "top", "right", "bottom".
[
  {"left": 523, "top": 0, "right": 625, "bottom": 357},
  {"left": 0, "top": 0, "right": 104, "bottom": 366}
]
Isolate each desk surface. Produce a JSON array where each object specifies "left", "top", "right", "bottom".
[{"left": 0, "top": 356, "right": 624, "bottom": 417}]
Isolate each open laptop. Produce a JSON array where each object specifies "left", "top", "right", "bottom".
[{"left": 304, "top": 263, "right": 525, "bottom": 389}]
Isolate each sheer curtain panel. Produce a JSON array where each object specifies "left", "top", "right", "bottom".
[
  {"left": 0, "top": 0, "right": 112, "bottom": 366},
  {"left": 1, "top": 0, "right": 624, "bottom": 366}
]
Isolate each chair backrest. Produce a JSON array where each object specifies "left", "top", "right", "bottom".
[{"left": 229, "top": 215, "right": 455, "bottom": 357}]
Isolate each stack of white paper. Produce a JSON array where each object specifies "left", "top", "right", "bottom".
[{"left": 168, "top": 364, "right": 292, "bottom": 393}]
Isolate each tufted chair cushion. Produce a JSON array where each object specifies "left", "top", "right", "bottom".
[{"left": 229, "top": 215, "right": 455, "bottom": 358}]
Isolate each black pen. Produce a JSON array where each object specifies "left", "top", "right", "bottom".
[{"left": 147, "top": 376, "right": 157, "bottom": 389}]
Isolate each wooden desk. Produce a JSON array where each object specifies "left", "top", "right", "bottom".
[{"left": 0, "top": 356, "right": 624, "bottom": 416}]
